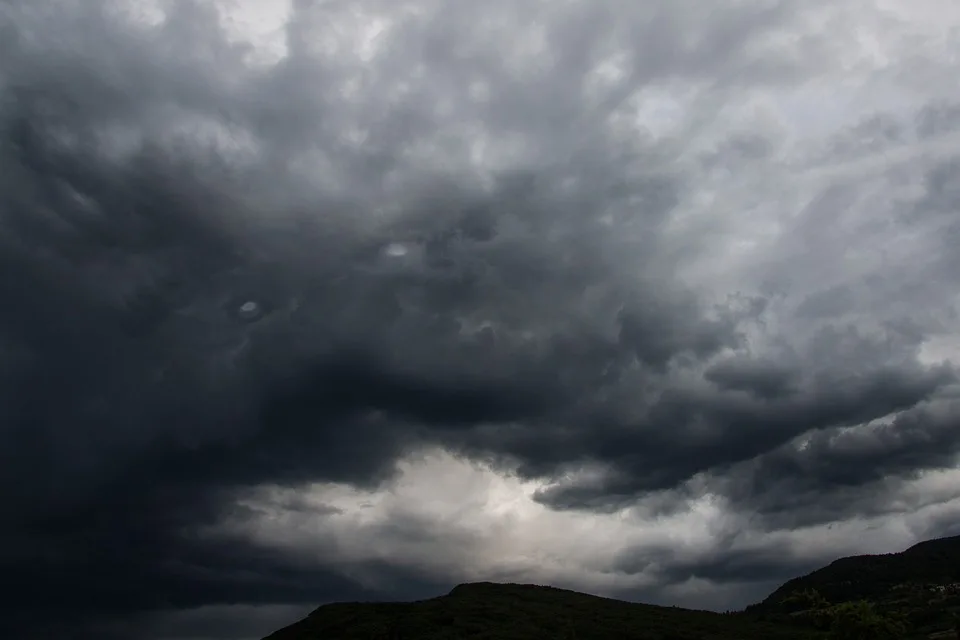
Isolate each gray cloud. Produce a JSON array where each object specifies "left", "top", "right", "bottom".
[{"left": 4, "top": 0, "right": 960, "bottom": 637}]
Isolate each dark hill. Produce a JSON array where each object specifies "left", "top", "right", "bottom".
[
  {"left": 263, "top": 535, "right": 960, "bottom": 639},
  {"left": 747, "top": 534, "right": 960, "bottom": 637},
  {"left": 753, "top": 534, "right": 960, "bottom": 609},
  {"left": 263, "top": 581, "right": 812, "bottom": 640}
]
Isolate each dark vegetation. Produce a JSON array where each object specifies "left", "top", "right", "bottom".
[
  {"left": 264, "top": 535, "right": 960, "bottom": 639},
  {"left": 749, "top": 534, "right": 960, "bottom": 639}
]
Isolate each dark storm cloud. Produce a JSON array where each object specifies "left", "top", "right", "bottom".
[
  {"left": 522, "top": 329, "right": 954, "bottom": 510},
  {"left": 615, "top": 542, "right": 826, "bottom": 590},
  {"left": 4, "top": 0, "right": 960, "bottom": 637},
  {"left": 703, "top": 356, "right": 797, "bottom": 399},
  {"left": 0, "top": 0, "right": 733, "bottom": 633},
  {"left": 715, "top": 393, "right": 960, "bottom": 527}
]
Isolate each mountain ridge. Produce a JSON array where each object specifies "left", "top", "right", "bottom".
[{"left": 263, "top": 534, "right": 960, "bottom": 639}]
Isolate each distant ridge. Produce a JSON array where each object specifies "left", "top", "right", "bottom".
[
  {"left": 263, "top": 581, "right": 808, "bottom": 639},
  {"left": 447, "top": 581, "right": 615, "bottom": 600},
  {"left": 263, "top": 535, "right": 960, "bottom": 639}
]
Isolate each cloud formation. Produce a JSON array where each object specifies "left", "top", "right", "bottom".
[{"left": 3, "top": 0, "right": 960, "bottom": 637}]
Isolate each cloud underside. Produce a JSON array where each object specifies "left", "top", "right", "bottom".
[{"left": 3, "top": 0, "right": 960, "bottom": 637}]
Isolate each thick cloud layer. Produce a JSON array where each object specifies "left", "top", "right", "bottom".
[{"left": 3, "top": 0, "right": 960, "bottom": 638}]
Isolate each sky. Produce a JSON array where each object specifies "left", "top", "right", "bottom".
[{"left": 3, "top": 0, "right": 960, "bottom": 638}]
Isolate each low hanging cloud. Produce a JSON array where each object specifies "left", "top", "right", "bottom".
[{"left": 3, "top": 0, "right": 960, "bottom": 638}]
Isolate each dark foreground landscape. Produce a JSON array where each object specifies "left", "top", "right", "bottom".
[{"left": 263, "top": 535, "right": 960, "bottom": 639}]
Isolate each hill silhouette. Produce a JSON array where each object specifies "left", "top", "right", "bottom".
[
  {"left": 749, "top": 534, "right": 960, "bottom": 637},
  {"left": 263, "top": 582, "right": 811, "bottom": 640},
  {"left": 753, "top": 534, "right": 960, "bottom": 608},
  {"left": 263, "top": 535, "right": 960, "bottom": 639}
]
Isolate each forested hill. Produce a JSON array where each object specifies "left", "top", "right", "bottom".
[
  {"left": 751, "top": 534, "right": 960, "bottom": 610},
  {"left": 747, "top": 534, "right": 960, "bottom": 638}
]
